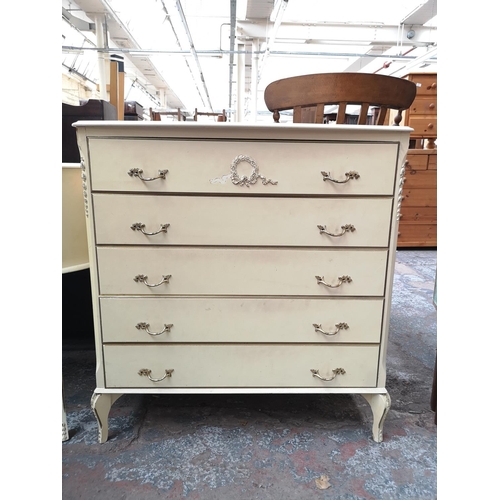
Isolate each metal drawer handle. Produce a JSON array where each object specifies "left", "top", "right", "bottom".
[
  {"left": 321, "top": 170, "right": 360, "bottom": 184},
  {"left": 311, "top": 368, "right": 346, "bottom": 381},
  {"left": 138, "top": 368, "right": 174, "bottom": 382},
  {"left": 317, "top": 224, "right": 355, "bottom": 237},
  {"left": 136, "top": 322, "right": 173, "bottom": 336},
  {"left": 128, "top": 168, "right": 168, "bottom": 181},
  {"left": 313, "top": 323, "right": 349, "bottom": 336},
  {"left": 134, "top": 274, "right": 171, "bottom": 287},
  {"left": 131, "top": 222, "right": 170, "bottom": 235},
  {"left": 315, "top": 275, "right": 352, "bottom": 288}
]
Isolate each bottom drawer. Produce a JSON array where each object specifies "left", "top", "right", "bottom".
[{"left": 103, "top": 344, "right": 379, "bottom": 388}]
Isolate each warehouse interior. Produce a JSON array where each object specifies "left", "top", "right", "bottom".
[{"left": 61, "top": 0, "right": 438, "bottom": 122}]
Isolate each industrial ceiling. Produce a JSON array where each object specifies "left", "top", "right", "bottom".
[{"left": 62, "top": 0, "right": 437, "bottom": 121}]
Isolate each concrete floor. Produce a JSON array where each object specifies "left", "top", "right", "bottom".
[{"left": 62, "top": 249, "right": 437, "bottom": 499}]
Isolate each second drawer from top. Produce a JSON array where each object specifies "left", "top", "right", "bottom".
[{"left": 92, "top": 194, "right": 393, "bottom": 247}]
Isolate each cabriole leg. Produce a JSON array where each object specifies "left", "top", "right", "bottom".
[
  {"left": 90, "top": 392, "right": 123, "bottom": 443},
  {"left": 361, "top": 392, "right": 391, "bottom": 443}
]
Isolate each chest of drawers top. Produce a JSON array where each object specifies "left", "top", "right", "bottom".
[{"left": 75, "top": 120, "right": 412, "bottom": 141}]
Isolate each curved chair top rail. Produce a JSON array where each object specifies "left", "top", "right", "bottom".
[{"left": 264, "top": 72, "right": 417, "bottom": 125}]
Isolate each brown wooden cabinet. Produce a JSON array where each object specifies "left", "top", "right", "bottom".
[
  {"left": 398, "top": 149, "right": 437, "bottom": 247},
  {"left": 403, "top": 73, "right": 437, "bottom": 149},
  {"left": 396, "top": 72, "right": 437, "bottom": 248}
]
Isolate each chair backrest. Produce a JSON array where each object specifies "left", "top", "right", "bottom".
[{"left": 264, "top": 72, "right": 416, "bottom": 125}]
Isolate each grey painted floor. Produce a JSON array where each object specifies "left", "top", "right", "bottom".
[{"left": 62, "top": 249, "right": 437, "bottom": 499}]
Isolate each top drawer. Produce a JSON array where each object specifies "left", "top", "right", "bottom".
[
  {"left": 87, "top": 138, "right": 399, "bottom": 195},
  {"left": 410, "top": 74, "right": 437, "bottom": 96}
]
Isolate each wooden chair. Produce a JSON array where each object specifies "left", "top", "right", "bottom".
[
  {"left": 264, "top": 72, "right": 416, "bottom": 126},
  {"left": 194, "top": 108, "right": 227, "bottom": 122}
]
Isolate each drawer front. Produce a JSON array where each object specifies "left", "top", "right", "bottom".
[
  {"left": 401, "top": 188, "right": 436, "bottom": 207},
  {"left": 428, "top": 155, "right": 437, "bottom": 169},
  {"left": 99, "top": 297, "right": 384, "bottom": 343},
  {"left": 399, "top": 206, "right": 436, "bottom": 224},
  {"left": 405, "top": 154, "right": 428, "bottom": 171},
  {"left": 397, "top": 223, "right": 437, "bottom": 247},
  {"left": 409, "top": 98, "right": 437, "bottom": 115},
  {"left": 103, "top": 344, "right": 379, "bottom": 388},
  {"left": 407, "top": 116, "right": 437, "bottom": 136},
  {"left": 88, "top": 138, "right": 398, "bottom": 195},
  {"left": 402, "top": 170, "right": 436, "bottom": 189},
  {"left": 97, "top": 247, "right": 388, "bottom": 296},
  {"left": 411, "top": 75, "right": 437, "bottom": 96},
  {"left": 93, "top": 194, "right": 393, "bottom": 247}
]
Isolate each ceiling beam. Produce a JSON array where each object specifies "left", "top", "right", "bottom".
[
  {"left": 388, "top": 46, "right": 438, "bottom": 77},
  {"left": 401, "top": 0, "right": 437, "bottom": 25},
  {"left": 72, "top": 0, "right": 185, "bottom": 109},
  {"left": 163, "top": 0, "right": 213, "bottom": 111},
  {"left": 62, "top": 7, "right": 94, "bottom": 31},
  {"left": 237, "top": 21, "right": 436, "bottom": 46}
]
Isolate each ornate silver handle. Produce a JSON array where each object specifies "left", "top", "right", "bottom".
[
  {"left": 138, "top": 368, "right": 174, "bottom": 382},
  {"left": 317, "top": 224, "right": 356, "bottom": 237},
  {"left": 313, "top": 323, "right": 349, "bottom": 336},
  {"left": 321, "top": 171, "right": 360, "bottom": 184},
  {"left": 136, "top": 322, "right": 173, "bottom": 336},
  {"left": 131, "top": 222, "right": 170, "bottom": 235},
  {"left": 311, "top": 368, "right": 346, "bottom": 381},
  {"left": 134, "top": 274, "right": 171, "bottom": 287},
  {"left": 315, "top": 275, "right": 352, "bottom": 288},
  {"left": 128, "top": 168, "right": 168, "bottom": 181}
]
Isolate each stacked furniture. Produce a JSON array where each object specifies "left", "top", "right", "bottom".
[
  {"left": 396, "top": 73, "right": 437, "bottom": 247},
  {"left": 75, "top": 121, "right": 411, "bottom": 443},
  {"left": 62, "top": 99, "right": 117, "bottom": 440},
  {"left": 62, "top": 99, "right": 117, "bottom": 163},
  {"left": 399, "top": 73, "right": 437, "bottom": 150},
  {"left": 398, "top": 148, "right": 437, "bottom": 247}
]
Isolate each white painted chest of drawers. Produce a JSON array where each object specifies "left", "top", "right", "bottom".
[{"left": 74, "top": 121, "right": 410, "bottom": 443}]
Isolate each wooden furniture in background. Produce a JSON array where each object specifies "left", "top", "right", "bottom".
[
  {"left": 194, "top": 108, "right": 227, "bottom": 121},
  {"left": 397, "top": 149, "right": 437, "bottom": 247},
  {"left": 62, "top": 99, "right": 117, "bottom": 269},
  {"left": 149, "top": 108, "right": 187, "bottom": 121},
  {"left": 124, "top": 101, "right": 144, "bottom": 121},
  {"left": 62, "top": 101, "right": 117, "bottom": 439},
  {"left": 264, "top": 72, "right": 416, "bottom": 125},
  {"left": 398, "top": 73, "right": 437, "bottom": 149},
  {"left": 75, "top": 121, "right": 410, "bottom": 444},
  {"left": 396, "top": 72, "right": 437, "bottom": 247},
  {"left": 62, "top": 164, "right": 89, "bottom": 272},
  {"left": 62, "top": 100, "right": 117, "bottom": 163},
  {"left": 109, "top": 57, "right": 125, "bottom": 120},
  {"left": 149, "top": 108, "right": 161, "bottom": 121}
]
